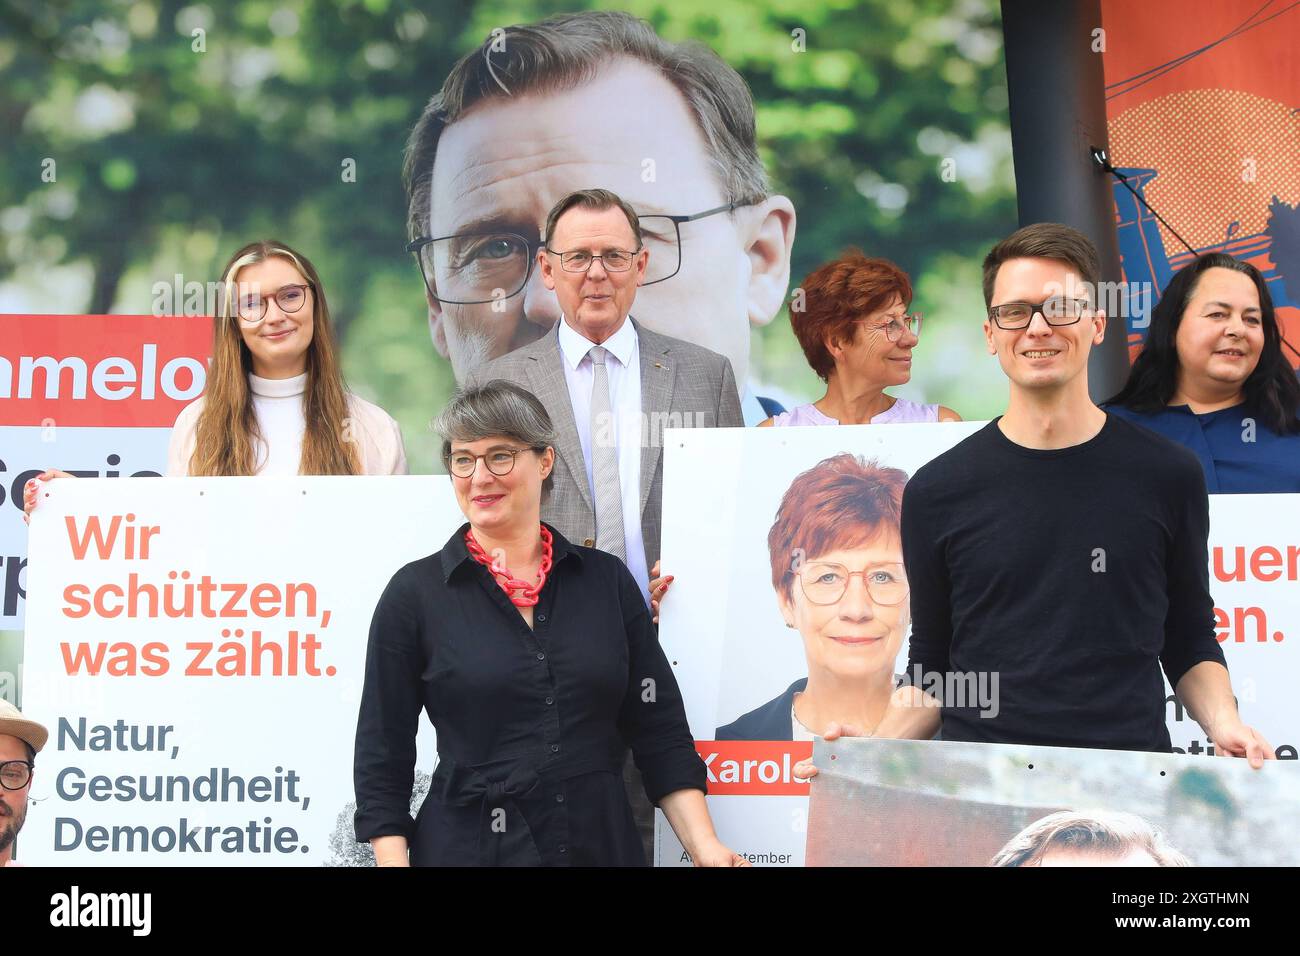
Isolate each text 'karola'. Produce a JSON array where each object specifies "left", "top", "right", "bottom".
[{"left": 698, "top": 741, "right": 813, "bottom": 795}]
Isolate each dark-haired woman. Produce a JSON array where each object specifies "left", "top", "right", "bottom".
[{"left": 1106, "top": 253, "right": 1300, "bottom": 493}]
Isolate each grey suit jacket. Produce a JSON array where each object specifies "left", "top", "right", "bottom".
[{"left": 468, "top": 317, "right": 744, "bottom": 571}]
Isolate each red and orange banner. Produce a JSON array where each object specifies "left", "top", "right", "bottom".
[
  {"left": 1100, "top": 1, "right": 1300, "bottom": 366},
  {"left": 2, "top": 315, "right": 212, "bottom": 428}
]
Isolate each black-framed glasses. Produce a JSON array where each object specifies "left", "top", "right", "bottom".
[
  {"left": 232, "top": 283, "right": 313, "bottom": 324},
  {"left": 445, "top": 446, "right": 537, "bottom": 478},
  {"left": 988, "top": 297, "right": 1090, "bottom": 329},
  {"left": 788, "top": 562, "right": 910, "bottom": 607},
  {"left": 407, "top": 202, "right": 749, "bottom": 305},
  {"left": 860, "top": 312, "right": 923, "bottom": 341},
  {"left": 543, "top": 247, "right": 641, "bottom": 273},
  {"left": 0, "top": 759, "right": 33, "bottom": 790}
]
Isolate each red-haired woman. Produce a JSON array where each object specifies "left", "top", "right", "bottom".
[
  {"left": 716, "top": 454, "right": 915, "bottom": 741},
  {"left": 762, "top": 251, "right": 961, "bottom": 426},
  {"left": 23, "top": 240, "right": 406, "bottom": 518}
]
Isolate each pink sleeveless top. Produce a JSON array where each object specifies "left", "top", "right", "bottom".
[{"left": 769, "top": 398, "right": 941, "bottom": 426}]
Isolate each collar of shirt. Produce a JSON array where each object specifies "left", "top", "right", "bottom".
[
  {"left": 439, "top": 521, "right": 583, "bottom": 583},
  {"left": 557, "top": 314, "right": 638, "bottom": 372},
  {"left": 1165, "top": 401, "right": 1250, "bottom": 420},
  {"left": 248, "top": 371, "right": 307, "bottom": 398}
]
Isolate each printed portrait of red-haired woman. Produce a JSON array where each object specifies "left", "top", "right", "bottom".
[{"left": 715, "top": 454, "right": 912, "bottom": 741}]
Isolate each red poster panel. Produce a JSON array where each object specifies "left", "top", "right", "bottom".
[
  {"left": 1100, "top": 1, "right": 1300, "bottom": 367},
  {"left": 2, "top": 315, "right": 213, "bottom": 427}
]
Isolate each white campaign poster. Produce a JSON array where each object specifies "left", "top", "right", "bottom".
[
  {"left": 654, "top": 422, "right": 980, "bottom": 866},
  {"left": 1183, "top": 494, "right": 1300, "bottom": 759},
  {"left": 20, "top": 476, "right": 462, "bottom": 865},
  {"left": 2, "top": 428, "right": 172, "bottom": 630},
  {"left": 654, "top": 423, "right": 1299, "bottom": 867}
]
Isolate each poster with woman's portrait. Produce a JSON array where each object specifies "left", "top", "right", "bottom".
[
  {"left": 655, "top": 424, "right": 1300, "bottom": 866},
  {"left": 653, "top": 422, "right": 980, "bottom": 865}
]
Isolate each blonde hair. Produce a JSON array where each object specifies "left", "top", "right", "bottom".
[{"left": 189, "top": 240, "right": 360, "bottom": 476}]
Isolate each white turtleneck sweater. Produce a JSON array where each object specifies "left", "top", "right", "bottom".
[
  {"left": 166, "top": 373, "right": 408, "bottom": 476},
  {"left": 246, "top": 372, "right": 308, "bottom": 475}
]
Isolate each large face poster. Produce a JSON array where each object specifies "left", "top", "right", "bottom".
[
  {"left": 20, "top": 477, "right": 458, "bottom": 865},
  {"left": 655, "top": 424, "right": 1299, "bottom": 866},
  {"left": 808, "top": 736, "right": 1300, "bottom": 867}
]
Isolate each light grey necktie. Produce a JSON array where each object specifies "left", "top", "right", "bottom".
[{"left": 588, "top": 346, "right": 627, "bottom": 561}]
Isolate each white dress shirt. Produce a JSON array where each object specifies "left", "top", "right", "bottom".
[{"left": 557, "top": 317, "right": 650, "bottom": 604}]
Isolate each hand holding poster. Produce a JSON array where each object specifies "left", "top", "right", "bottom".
[
  {"left": 655, "top": 424, "right": 1298, "bottom": 866},
  {"left": 20, "top": 476, "right": 461, "bottom": 865}
]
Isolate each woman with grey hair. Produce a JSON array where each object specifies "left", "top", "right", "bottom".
[{"left": 353, "top": 379, "right": 746, "bottom": 867}]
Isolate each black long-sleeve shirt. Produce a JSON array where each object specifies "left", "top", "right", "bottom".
[
  {"left": 353, "top": 523, "right": 705, "bottom": 866},
  {"left": 900, "top": 414, "right": 1227, "bottom": 752}
]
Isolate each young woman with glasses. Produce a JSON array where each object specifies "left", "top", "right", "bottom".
[
  {"left": 168, "top": 239, "right": 406, "bottom": 476},
  {"left": 761, "top": 250, "right": 961, "bottom": 427},
  {"left": 23, "top": 240, "right": 406, "bottom": 518}
]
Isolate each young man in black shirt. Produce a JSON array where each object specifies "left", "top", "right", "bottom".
[{"left": 807, "top": 224, "right": 1271, "bottom": 766}]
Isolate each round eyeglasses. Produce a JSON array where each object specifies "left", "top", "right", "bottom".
[
  {"left": 790, "top": 562, "right": 910, "bottom": 606},
  {"left": 860, "top": 312, "right": 923, "bottom": 341},
  {"left": 0, "top": 759, "right": 33, "bottom": 790},
  {"left": 232, "top": 283, "right": 313, "bottom": 324},
  {"left": 446, "top": 447, "right": 536, "bottom": 479}
]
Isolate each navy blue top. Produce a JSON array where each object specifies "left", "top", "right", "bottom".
[
  {"left": 715, "top": 678, "right": 806, "bottom": 741},
  {"left": 1105, "top": 402, "right": 1300, "bottom": 494}
]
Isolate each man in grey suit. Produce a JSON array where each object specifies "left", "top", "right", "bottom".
[
  {"left": 471, "top": 188, "right": 744, "bottom": 599},
  {"left": 470, "top": 188, "right": 743, "bottom": 860}
]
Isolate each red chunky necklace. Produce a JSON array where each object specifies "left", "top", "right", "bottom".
[{"left": 465, "top": 525, "right": 553, "bottom": 607}]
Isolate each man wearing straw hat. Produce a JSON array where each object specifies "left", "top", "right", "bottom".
[{"left": 0, "top": 701, "right": 48, "bottom": 867}]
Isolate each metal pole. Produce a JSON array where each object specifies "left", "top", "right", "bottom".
[{"left": 1001, "top": 0, "right": 1129, "bottom": 400}]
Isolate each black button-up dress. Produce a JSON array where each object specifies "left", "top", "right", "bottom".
[{"left": 353, "top": 523, "right": 706, "bottom": 866}]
